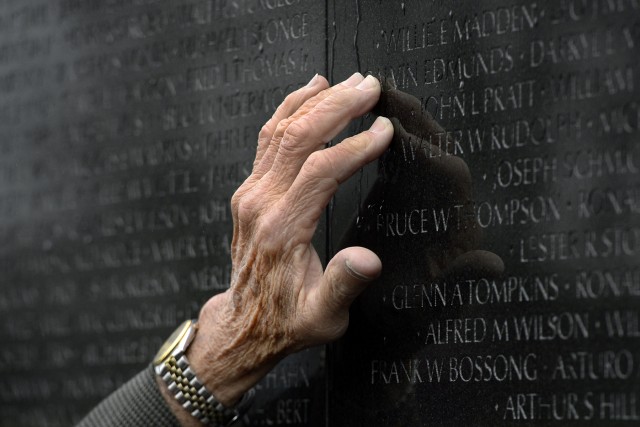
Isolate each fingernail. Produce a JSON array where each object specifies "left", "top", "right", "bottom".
[
  {"left": 370, "top": 116, "right": 391, "bottom": 133},
  {"left": 306, "top": 73, "right": 320, "bottom": 87},
  {"left": 345, "top": 260, "right": 374, "bottom": 281},
  {"left": 343, "top": 72, "right": 364, "bottom": 87},
  {"left": 356, "top": 75, "right": 379, "bottom": 91}
]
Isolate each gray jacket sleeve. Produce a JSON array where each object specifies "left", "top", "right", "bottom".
[{"left": 77, "top": 365, "right": 180, "bottom": 427}]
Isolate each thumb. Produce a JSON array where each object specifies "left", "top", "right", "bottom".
[{"left": 320, "top": 246, "right": 382, "bottom": 316}]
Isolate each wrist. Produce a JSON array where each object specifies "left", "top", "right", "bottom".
[
  {"left": 154, "top": 293, "right": 268, "bottom": 426},
  {"left": 186, "top": 291, "right": 286, "bottom": 407}
]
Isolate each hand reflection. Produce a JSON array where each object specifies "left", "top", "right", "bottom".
[
  {"left": 333, "top": 79, "right": 505, "bottom": 425},
  {"left": 341, "top": 78, "right": 503, "bottom": 292}
]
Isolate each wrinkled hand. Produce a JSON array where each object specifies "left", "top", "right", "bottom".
[{"left": 181, "top": 73, "right": 393, "bottom": 412}]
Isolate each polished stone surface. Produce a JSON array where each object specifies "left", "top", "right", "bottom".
[
  {"left": 329, "top": 1, "right": 640, "bottom": 425},
  {"left": 1, "top": 1, "right": 639, "bottom": 426},
  {"left": 0, "top": 1, "right": 325, "bottom": 425}
]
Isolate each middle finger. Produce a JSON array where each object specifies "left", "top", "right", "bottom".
[{"left": 265, "top": 74, "right": 384, "bottom": 194}]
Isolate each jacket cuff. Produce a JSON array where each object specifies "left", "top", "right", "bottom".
[{"left": 76, "top": 365, "right": 180, "bottom": 427}]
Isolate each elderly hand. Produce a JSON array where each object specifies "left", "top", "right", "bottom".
[{"left": 162, "top": 73, "right": 393, "bottom": 424}]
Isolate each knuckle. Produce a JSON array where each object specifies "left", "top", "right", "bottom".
[
  {"left": 236, "top": 192, "right": 261, "bottom": 224},
  {"left": 258, "top": 123, "right": 273, "bottom": 141},
  {"left": 274, "top": 118, "right": 292, "bottom": 138},
  {"left": 253, "top": 215, "right": 281, "bottom": 253},
  {"left": 231, "top": 185, "right": 249, "bottom": 214},
  {"left": 236, "top": 200, "right": 252, "bottom": 223},
  {"left": 281, "top": 119, "right": 309, "bottom": 146},
  {"left": 302, "top": 151, "right": 325, "bottom": 176},
  {"left": 342, "top": 133, "right": 371, "bottom": 155},
  {"left": 278, "top": 135, "right": 297, "bottom": 155},
  {"left": 282, "top": 90, "right": 302, "bottom": 110},
  {"left": 230, "top": 191, "right": 241, "bottom": 213},
  {"left": 300, "top": 152, "right": 339, "bottom": 192},
  {"left": 319, "top": 91, "right": 353, "bottom": 112},
  {"left": 301, "top": 150, "right": 344, "bottom": 190}
]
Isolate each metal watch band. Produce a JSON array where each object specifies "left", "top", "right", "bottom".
[{"left": 158, "top": 354, "right": 255, "bottom": 426}]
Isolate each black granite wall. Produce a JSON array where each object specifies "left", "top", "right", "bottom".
[
  {"left": 329, "top": 1, "right": 640, "bottom": 425},
  {"left": 0, "top": 1, "right": 326, "bottom": 425},
  {"left": 0, "top": 1, "right": 638, "bottom": 426}
]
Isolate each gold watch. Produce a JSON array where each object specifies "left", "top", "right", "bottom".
[{"left": 153, "top": 319, "right": 255, "bottom": 426}]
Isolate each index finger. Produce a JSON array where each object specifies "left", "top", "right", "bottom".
[{"left": 278, "top": 116, "right": 394, "bottom": 244}]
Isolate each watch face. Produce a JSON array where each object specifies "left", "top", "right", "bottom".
[{"left": 153, "top": 319, "right": 192, "bottom": 365}]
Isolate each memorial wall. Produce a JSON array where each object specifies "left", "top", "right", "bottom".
[
  {"left": 330, "top": 0, "right": 640, "bottom": 425},
  {"left": 0, "top": 0, "right": 638, "bottom": 426},
  {"left": 0, "top": 1, "right": 326, "bottom": 425}
]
